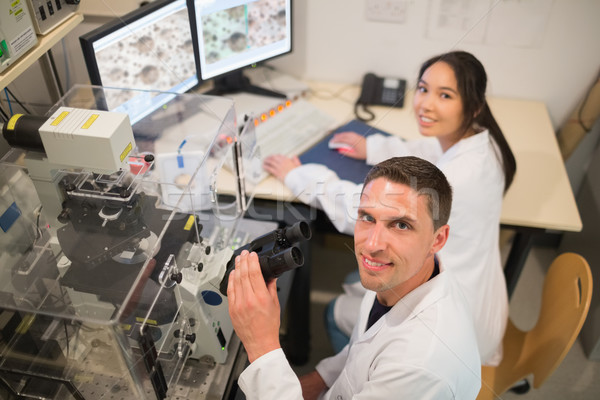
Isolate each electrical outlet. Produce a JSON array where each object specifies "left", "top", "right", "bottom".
[{"left": 365, "top": 0, "right": 408, "bottom": 24}]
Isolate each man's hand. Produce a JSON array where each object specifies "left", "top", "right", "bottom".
[
  {"left": 263, "top": 154, "right": 301, "bottom": 182},
  {"left": 227, "top": 251, "right": 281, "bottom": 363},
  {"left": 300, "top": 371, "right": 328, "bottom": 400}
]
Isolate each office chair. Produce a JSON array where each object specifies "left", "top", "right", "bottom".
[{"left": 477, "top": 252, "right": 593, "bottom": 400}]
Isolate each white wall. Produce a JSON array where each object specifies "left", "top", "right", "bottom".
[
  {"left": 273, "top": 0, "right": 600, "bottom": 130},
  {"left": 4, "top": 0, "right": 600, "bottom": 132}
]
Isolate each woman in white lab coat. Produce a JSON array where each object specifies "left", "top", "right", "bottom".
[{"left": 263, "top": 51, "right": 517, "bottom": 366}]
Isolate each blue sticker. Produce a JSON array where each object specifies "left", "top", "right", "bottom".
[
  {"left": 0, "top": 202, "right": 21, "bottom": 233},
  {"left": 201, "top": 290, "right": 223, "bottom": 306}
]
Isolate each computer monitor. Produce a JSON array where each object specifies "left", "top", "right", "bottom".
[
  {"left": 79, "top": 0, "right": 198, "bottom": 125},
  {"left": 188, "top": 0, "right": 292, "bottom": 98}
]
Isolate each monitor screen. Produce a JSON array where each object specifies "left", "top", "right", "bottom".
[
  {"left": 80, "top": 0, "right": 198, "bottom": 124},
  {"left": 189, "top": 0, "right": 292, "bottom": 97}
]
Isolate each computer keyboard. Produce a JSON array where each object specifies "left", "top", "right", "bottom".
[{"left": 248, "top": 99, "right": 338, "bottom": 182}]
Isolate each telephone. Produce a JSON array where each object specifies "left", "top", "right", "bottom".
[{"left": 355, "top": 73, "right": 406, "bottom": 122}]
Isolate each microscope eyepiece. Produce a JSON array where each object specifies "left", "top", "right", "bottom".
[
  {"left": 219, "top": 221, "right": 311, "bottom": 296},
  {"left": 261, "top": 246, "right": 304, "bottom": 282},
  {"left": 283, "top": 220, "right": 311, "bottom": 243},
  {"left": 289, "top": 246, "right": 303, "bottom": 265}
]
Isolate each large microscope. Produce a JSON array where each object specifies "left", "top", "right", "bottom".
[{"left": 0, "top": 89, "right": 309, "bottom": 399}]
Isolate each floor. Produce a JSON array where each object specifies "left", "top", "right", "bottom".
[{"left": 290, "top": 232, "right": 600, "bottom": 399}]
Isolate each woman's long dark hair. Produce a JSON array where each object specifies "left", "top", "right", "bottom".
[{"left": 418, "top": 51, "right": 517, "bottom": 192}]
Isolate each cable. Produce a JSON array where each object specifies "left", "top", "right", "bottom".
[
  {"left": 5, "top": 87, "right": 32, "bottom": 114},
  {"left": 354, "top": 102, "right": 375, "bottom": 122},
  {"left": 35, "top": 207, "right": 42, "bottom": 240},
  {"left": 47, "top": 49, "right": 64, "bottom": 97},
  {"left": 4, "top": 88, "right": 13, "bottom": 116},
  {"left": 308, "top": 84, "right": 356, "bottom": 101}
]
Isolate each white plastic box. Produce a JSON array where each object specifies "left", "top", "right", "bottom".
[
  {"left": 0, "top": 0, "right": 38, "bottom": 73},
  {"left": 25, "top": 0, "right": 80, "bottom": 35},
  {"left": 39, "top": 107, "right": 135, "bottom": 173}
]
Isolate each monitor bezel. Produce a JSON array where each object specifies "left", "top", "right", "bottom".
[
  {"left": 187, "top": 0, "right": 293, "bottom": 85},
  {"left": 79, "top": 0, "right": 198, "bottom": 89}
]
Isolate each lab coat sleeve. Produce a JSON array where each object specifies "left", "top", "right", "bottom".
[
  {"left": 284, "top": 164, "right": 362, "bottom": 235},
  {"left": 366, "top": 134, "right": 443, "bottom": 165},
  {"left": 314, "top": 345, "right": 350, "bottom": 388},
  {"left": 238, "top": 348, "right": 303, "bottom": 400}
]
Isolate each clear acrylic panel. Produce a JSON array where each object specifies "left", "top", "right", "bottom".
[{"left": 0, "top": 85, "right": 257, "bottom": 399}]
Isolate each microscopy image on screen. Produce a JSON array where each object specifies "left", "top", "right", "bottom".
[
  {"left": 201, "top": 0, "right": 286, "bottom": 65},
  {"left": 94, "top": 7, "right": 196, "bottom": 107}
]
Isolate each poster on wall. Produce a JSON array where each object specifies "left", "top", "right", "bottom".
[
  {"left": 425, "top": 0, "right": 491, "bottom": 44},
  {"left": 425, "top": 0, "right": 554, "bottom": 49}
]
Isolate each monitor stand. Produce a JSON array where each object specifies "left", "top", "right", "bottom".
[{"left": 205, "top": 70, "right": 287, "bottom": 99}]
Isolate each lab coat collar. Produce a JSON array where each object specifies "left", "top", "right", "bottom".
[
  {"left": 355, "top": 262, "right": 450, "bottom": 342},
  {"left": 440, "top": 129, "right": 491, "bottom": 164}
]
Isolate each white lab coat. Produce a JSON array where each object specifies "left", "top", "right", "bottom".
[
  {"left": 238, "top": 265, "right": 482, "bottom": 399},
  {"left": 284, "top": 130, "right": 508, "bottom": 366}
]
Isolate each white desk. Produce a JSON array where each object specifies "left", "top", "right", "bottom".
[{"left": 238, "top": 81, "right": 582, "bottom": 295}]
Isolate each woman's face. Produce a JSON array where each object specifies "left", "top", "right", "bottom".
[{"left": 412, "top": 61, "right": 468, "bottom": 151}]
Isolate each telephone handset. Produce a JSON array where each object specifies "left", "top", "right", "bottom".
[{"left": 355, "top": 73, "right": 406, "bottom": 122}]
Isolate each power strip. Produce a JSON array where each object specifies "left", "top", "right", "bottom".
[{"left": 25, "top": 0, "right": 80, "bottom": 35}]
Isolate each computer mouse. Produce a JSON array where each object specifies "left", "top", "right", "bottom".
[{"left": 328, "top": 140, "right": 354, "bottom": 152}]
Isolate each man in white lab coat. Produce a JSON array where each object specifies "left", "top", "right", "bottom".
[{"left": 227, "top": 156, "right": 482, "bottom": 399}]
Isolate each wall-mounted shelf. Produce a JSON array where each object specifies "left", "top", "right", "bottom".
[
  {"left": 79, "top": 1, "right": 142, "bottom": 18},
  {"left": 0, "top": 13, "right": 83, "bottom": 92}
]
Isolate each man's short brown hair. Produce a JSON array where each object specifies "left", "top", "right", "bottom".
[{"left": 363, "top": 156, "right": 453, "bottom": 230}]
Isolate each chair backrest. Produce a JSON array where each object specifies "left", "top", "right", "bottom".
[
  {"left": 478, "top": 252, "right": 593, "bottom": 399},
  {"left": 528, "top": 252, "right": 592, "bottom": 386}
]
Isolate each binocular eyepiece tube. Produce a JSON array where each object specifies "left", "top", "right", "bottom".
[
  {"left": 219, "top": 221, "right": 311, "bottom": 296},
  {"left": 260, "top": 245, "right": 304, "bottom": 282},
  {"left": 281, "top": 220, "right": 311, "bottom": 244}
]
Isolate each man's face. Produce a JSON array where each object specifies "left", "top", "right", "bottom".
[{"left": 354, "top": 177, "right": 447, "bottom": 305}]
